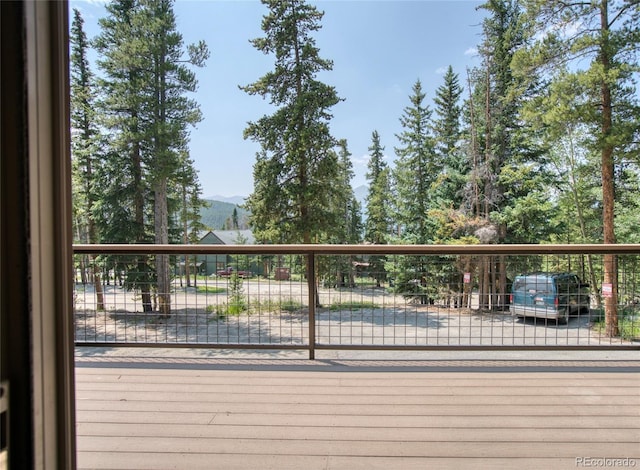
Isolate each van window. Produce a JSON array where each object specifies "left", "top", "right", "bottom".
[{"left": 513, "top": 276, "right": 553, "bottom": 294}]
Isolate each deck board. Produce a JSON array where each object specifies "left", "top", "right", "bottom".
[{"left": 75, "top": 358, "right": 640, "bottom": 470}]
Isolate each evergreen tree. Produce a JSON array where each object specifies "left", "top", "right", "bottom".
[
  {"left": 94, "top": 0, "right": 154, "bottom": 311},
  {"left": 393, "top": 79, "right": 438, "bottom": 243},
  {"left": 142, "top": 0, "right": 208, "bottom": 315},
  {"left": 432, "top": 66, "right": 466, "bottom": 209},
  {"left": 242, "top": 0, "right": 343, "bottom": 244},
  {"left": 94, "top": 0, "right": 208, "bottom": 314},
  {"left": 473, "top": 0, "right": 549, "bottom": 240},
  {"left": 516, "top": 0, "right": 640, "bottom": 336},
  {"left": 332, "top": 139, "right": 362, "bottom": 244},
  {"left": 365, "top": 131, "right": 391, "bottom": 244},
  {"left": 177, "top": 154, "right": 207, "bottom": 287},
  {"left": 322, "top": 140, "right": 362, "bottom": 287},
  {"left": 391, "top": 80, "right": 439, "bottom": 304},
  {"left": 232, "top": 208, "right": 239, "bottom": 230},
  {"left": 364, "top": 130, "right": 391, "bottom": 287},
  {"left": 466, "top": 0, "right": 549, "bottom": 309},
  {"left": 70, "top": 8, "right": 105, "bottom": 310}
]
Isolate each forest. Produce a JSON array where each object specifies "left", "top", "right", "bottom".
[{"left": 71, "top": 0, "right": 639, "bottom": 335}]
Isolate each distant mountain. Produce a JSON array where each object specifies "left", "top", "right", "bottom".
[
  {"left": 204, "top": 194, "right": 246, "bottom": 205},
  {"left": 200, "top": 199, "right": 250, "bottom": 230},
  {"left": 201, "top": 185, "right": 367, "bottom": 230},
  {"left": 353, "top": 184, "right": 368, "bottom": 207}
]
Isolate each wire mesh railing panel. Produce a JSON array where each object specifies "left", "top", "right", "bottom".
[
  {"left": 315, "top": 253, "right": 639, "bottom": 347},
  {"left": 73, "top": 246, "right": 640, "bottom": 349},
  {"left": 74, "top": 254, "right": 309, "bottom": 346}
]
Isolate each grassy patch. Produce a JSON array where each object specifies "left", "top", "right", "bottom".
[
  {"left": 206, "top": 297, "right": 306, "bottom": 320},
  {"left": 206, "top": 301, "right": 246, "bottom": 319},
  {"left": 195, "top": 285, "right": 226, "bottom": 294},
  {"left": 247, "top": 298, "right": 304, "bottom": 313},
  {"left": 592, "top": 307, "right": 640, "bottom": 341},
  {"left": 280, "top": 299, "right": 304, "bottom": 312}
]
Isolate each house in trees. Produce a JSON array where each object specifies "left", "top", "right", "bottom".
[{"left": 196, "top": 230, "right": 256, "bottom": 275}]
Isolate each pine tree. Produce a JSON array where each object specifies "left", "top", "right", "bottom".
[
  {"left": 364, "top": 130, "right": 391, "bottom": 287},
  {"left": 332, "top": 139, "right": 362, "bottom": 244},
  {"left": 94, "top": 0, "right": 154, "bottom": 311},
  {"left": 516, "top": 0, "right": 640, "bottom": 336},
  {"left": 177, "top": 154, "right": 207, "bottom": 287},
  {"left": 365, "top": 131, "right": 391, "bottom": 244},
  {"left": 393, "top": 79, "right": 437, "bottom": 244},
  {"left": 70, "top": 8, "right": 105, "bottom": 310},
  {"left": 242, "top": 0, "right": 342, "bottom": 244},
  {"left": 391, "top": 80, "right": 439, "bottom": 304},
  {"left": 94, "top": 0, "right": 208, "bottom": 314},
  {"left": 432, "top": 66, "right": 466, "bottom": 209},
  {"left": 467, "top": 0, "right": 549, "bottom": 309},
  {"left": 322, "top": 140, "right": 361, "bottom": 287},
  {"left": 142, "top": 0, "right": 208, "bottom": 316}
]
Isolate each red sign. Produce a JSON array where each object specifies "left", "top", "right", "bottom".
[
  {"left": 464, "top": 273, "right": 471, "bottom": 284},
  {"left": 602, "top": 283, "right": 613, "bottom": 298}
]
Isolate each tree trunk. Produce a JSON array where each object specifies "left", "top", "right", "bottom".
[
  {"left": 499, "top": 255, "right": 507, "bottom": 310},
  {"left": 155, "top": 178, "right": 171, "bottom": 317},
  {"left": 600, "top": 1, "right": 618, "bottom": 337},
  {"left": 139, "top": 258, "right": 153, "bottom": 313}
]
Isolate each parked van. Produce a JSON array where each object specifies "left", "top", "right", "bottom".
[{"left": 510, "top": 273, "right": 590, "bottom": 323}]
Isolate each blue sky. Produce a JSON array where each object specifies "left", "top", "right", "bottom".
[{"left": 71, "top": 0, "right": 487, "bottom": 199}]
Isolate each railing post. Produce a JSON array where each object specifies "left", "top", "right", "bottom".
[{"left": 307, "top": 251, "right": 316, "bottom": 360}]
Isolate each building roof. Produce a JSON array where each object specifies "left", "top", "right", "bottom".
[{"left": 198, "top": 229, "right": 255, "bottom": 245}]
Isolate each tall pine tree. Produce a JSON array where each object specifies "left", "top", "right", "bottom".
[
  {"left": 242, "top": 0, "right": 343, "bottom": 244},
  {"left": 391, "top": 80, "right": 439, "bottom": 304},
  {"left": 94, "top": 0, "right": 208, "bottom": 314},
  {"left": 70, "top": 8, "right": 105, "bottom": 310},
  {"left": 516, "top": 0, "right": 640, "bottom": 336},
  {"left": 393, "top": 79, "right": 437, "bottom": 244},
  {"left": 364, "top": 130, "right": 391, "bottom": 287},
  {"left": 466, "top": 0, "right": 549, "bottom": 309},
  {"left": 432, "top": 66, "right": 466, "bottom": 209},
  {"left": 142, "top": 0, "right": 208, "bottom": 316}
]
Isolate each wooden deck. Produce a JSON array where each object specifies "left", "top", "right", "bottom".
[{"left": 75, "top": 356, "right": 640, "bottom": 470}]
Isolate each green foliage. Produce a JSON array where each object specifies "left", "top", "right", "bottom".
[
  {"left": 70, "top": 8, "right": 101, "bottom": 245},
  {"left": 393, "top": 79, "right": 438, "bottom": 244},
  {"left": 327, "top": 139, "right": 363, "bottom": 244},
  {"left": 195, "top": 285, "right": 226, "bottom": 294},
  {"left": 365, "top": 130, "right": 392, "bottom": 244},
  {"left": 89, "top": 0, "right": 209, "bottom": 313},
  {"left": 515, "top": 0, "right": 640, "bottom": 334},
  {"left": 385, "top": 253, "right": 439, "bottom": 305},
  {"left": 492, "top": 163, "right": 559, "bottom": 243},
  {"left": 593, "top": 308, "right": 640, "bottom": 341},
  {"left": 242, "top": 0, "right": 344, "bottom": 244},
  {"left": 432, "top": 66, "right": 466, "bottom": 208},
  {"left": 227, "top": 272, "right": 247, "bottom": 312}
]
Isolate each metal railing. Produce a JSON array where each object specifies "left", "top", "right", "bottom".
[{"left": 73, "top": 244, "right": 640, "bottom": 358}]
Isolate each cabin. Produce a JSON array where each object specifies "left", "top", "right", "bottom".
[{"left": 196, "top": 230, "right": 257, "bottom": 275}]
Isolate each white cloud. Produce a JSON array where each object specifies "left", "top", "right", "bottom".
[
  {"left": 352, "top": 153, "right": 393, "bottom": 167},
  {"left": 464, "top": 47, "right": 478, "bottom": 57},
  {"left": 435, "top": 66, "right": 448, "bottom": 75},
  {"left": 353, "top": 153, "right": 371, "bottom": 166}
]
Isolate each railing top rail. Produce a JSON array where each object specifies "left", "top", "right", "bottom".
[{"left": 72, "top": 243, "right": 640, "bottom": 256}]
